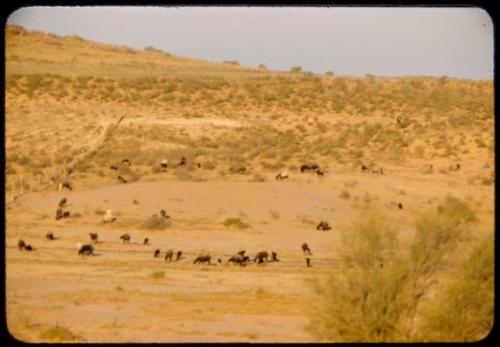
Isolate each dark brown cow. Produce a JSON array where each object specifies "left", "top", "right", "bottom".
[
  {"left": 164, "top": 249, "right": 174, "bottom": 262},
  {"left": 160, "top": 209, "right": 170, "bottom": 219},
  {"left": 271, "top": 251, "right": 280, "bottom": 262},
  {"left": 398, "top": 202, "right": 404, "bottom": 210},
  {"left": 78, "top": 244, "right": 94, "bottom": 256},
  {"left": 306, "top": 258, "right": 312, "bottom": 267},
  {"left": 62, "top": 211, "right": 70, "bottom": 218},
  {"left": 193, "top": 254, "right": 211, "bottom": 265},
  {"left": 46, "top": 232, "right": 56, "bottom": 240},
  {"left": 254, "top": 251, "right": 269, "bottom": 264},
  {"left": 24, "top": 244, "right": 34, "bottom": 251},
  {"left": 302, "top": 243, "right": 312, "bottom": 255},
  {"left": 90, "top": 233, "right": 98, "bottom": 243},
  {"left": 18, "top": 239, "right": 26, "bottom": 250},
  {"left": 122, "top": 159, "right": 131, "bottom": 166},
  {"left": 316, "top": 221, "right": 332, "bottom": 231},
  {"left": 154, "top": 249, "right": 161, "bottom": 258},
  {"left": 58, "top": 197, "right": 67, "bottom": 208},
  {"left": 55, "top": 208, "right": 64, "bottom": 220},
  {"left": 179, "top": 157, "right": 187, "bottom": 166},
  {"left": 120, "top": 233, "right": 131, "bottom": 243},
  {"left": 300, "top": 164, "right": 310, "bottom": 173},
  {"left": 176, "top": 250, "right": 183, "bottom": 261},
  {"left": 143, "top": 238, "right": 149, "bottom": 245},
  {"left": 110, "top": 165, "right": 118, "bottom": 170}
]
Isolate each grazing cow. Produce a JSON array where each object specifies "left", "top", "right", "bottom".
[
  {"left": 143, "top": 238, "right": 149, "bottom": 245},
  {"left": 300, "top": 164, "right": 311, "bottom": 173},
  {"left": 302, "top": 243, "right": 312, "bottom": 255},
  {"left": 56, "top": 208, "right": 64, "bottom": 220},
  {"left": 78, "top": 244, "right": 94, "bottom": 256},
  {"left": 275, "top": 171, "right": 289, "bottom": 180},
  {"left": 316, "top": 168, "right": 324, "bottom": 177},
  {"left": 18, "top": 239, "right": 26, "bottom": 250},
  {"left": 160, "top": 209, "right": 170, "bottom": 219},
  {"left": 193, "top": 254, "right": 212, "bottom": 265},
  {"left": 58, "top": 197, "right": 67, "bottom": 208},
  {"left": 62, "top": 211, "right": 70, "bottom": 218},
  {"left": 217, "top": 258, "right": 222, "bottom": 264},
  {"left": 271, "top": 251, "right": 280, "bottom": 262},
  {"left": 176, "top": 250, "right": 183, "bottom": 261},
  {"left": 110, "top": 165, "right": 118, "bottom": 170},
  {"left": 398, "top": 202, "right": 404, "bottom": 210},
  {"left": 160, "top": 159, "right": 168, "bottom": 169},
  {"left": 254, "top": 251, "right": 269, "bottom": 264},
  {"left": 237, "top": 250, "right": 246, "bottom": 257},
  {"left": 89, "top": 233, "right": 98, "bottom": 243},
  {"left": 179, "top": 157, "right": 187, "bottom": 166},
  {"left": 197, "top": 162, "right": 202, "bottom": 168},
  {"left": 103, "top": 210, "right": 116, "bottom": 223},
  {"left": 60, "top": 181, "right": 73, "bottom": 191},
  {"left": 306, "top": 258, "right": 312, "bottom": 267},
  {"left": 228, "top": 254, "right": 244, "bottom": 265},
  {"left": 241, "top": 255, "right": 250, "bottom": 266},
  {"left": 117, "top": 175, "right": 127, "bottom": 184},
  {"left": 154, "top": 249, "right": 161, "bottom": 258},
  {"left": 310, "top": 164, "right": 319, "bottom": 171},
  {"left": 236, "top": 167, "right": 246, "bottom": 174},
  {"left": 164, "top": 249, "right": 174, "bottom": 262},
  {"left": 361, "top": 165, "right": 370, "bottom": 173},
  {"left": 46, "top": 232, "right": 55, "bottom": 240},
  {"left": 122, "top": 159, "right": 131, "bottom": 167},
  {"left": 316, "top": 221, "right": 332, "bottom": 231},
  {"left": 24, "top": 244, "right": 33, "bottom": 251},
  {"left": 120, "top": 233, "right": 131, "bottom": 243}
]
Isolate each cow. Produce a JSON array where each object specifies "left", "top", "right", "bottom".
[
  {"left": 78, "top": 243, "right": 94, "bottom": 256},
  {"left": 176, "top": 250, "right": 183, "bottom": 261},
  {"left": 160, "top": 209, "right": 170, "bottom": 219},
  {"left": 103, "top": 210, "right": 116, "bottom": 223},
  {"left": 271, "top": 251, "right": 280, "bottom": 262},
  {"left": 398, "top": 202, "right": 404, "bottom": 210},
  {"left": 306, "top": 258, "right": 312, "bottom": 267},
  {"left": 18, "top": 239, "right": 26, "bottom": 250},
  {"left": 122, "top": 159, "right": 131, "bottom": 167},
  {"left": 316, "top": 221, "right": 332, "bottom": 231},
  {"left": 62, "top": 211, "right": 70, "bottom": 218},
  {"left": 160, "top": 159, "right": 168, "bottom": 169},
  {"left": 300, "top": 165, "right": 311, "bottom": 173},
  {"left": 110, "top": 165, "right": 118, "bottom": 170},
  {"left": 237, "top": 250, "right": 246, "bottom": 257},
  {"left": 89, "top": 233, "right": 98, "bottom": 243},
  {"left": 58, "top": 197, "right": 67, "bottom": 208},
  {"left": 164, "top": 249, "right": 174, "bottom": 262},
  {"left": 154, "top": 249, "right": 161, "bottom": 258},
  {"left": 361, "top": 165, "right": 370, "bottom": 173},
  {"left": 117, "top": 175, "right": 127, "bottom": 184},
  {"left": 55, "top": 208, "right": 63, "bottom": 220},
  {"left": 46, "top": 232, "right": 56, "bottom": 240},
  {"left": 228, "top": 254, "right": 244, "bottom": 265},
  {"left": 143, "top": 238, "right": 149, "bottom": 245},
  {"left": 302, "top": 243, "right": 312, "bottom": 255},
  {"left": 59, "top": 181, "right": 73, "bottom": 191},
  {"left": 193, "top": 254, "right": 211, "bottom": 265},
  {"left": 120, "top": 233, "right": 130, "bottom": 243},
  {"left": 254, "top": 251, "right": 269, "bottom": 264},
  {"left": 24, "top": 244, "right": 34, "bottom": 251},
  {"left": 179, "top": 157, "right": 187, "bottom": 166},
  {"left": 316, "top": 168, "right": 324, "bottom": 177},
  {"left": 275, "top": 171, "right": 289, "bottom": 180}
]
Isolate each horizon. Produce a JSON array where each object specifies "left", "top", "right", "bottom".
[{"left": 6, "top": 6, "right": 494, "bottom": 80}]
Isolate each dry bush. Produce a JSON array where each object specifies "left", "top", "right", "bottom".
[
  {"left": 307, "top": 196, "right": 480, "bottom": 342},
  {"left": 39, "top": 325, "right": 80, "bottom": 342},
  {"left": 142, "top": 215, "right": 170, "bottom": 230},
  {"left": 223, "top": 217, "right": 250, "bottom": 229}
]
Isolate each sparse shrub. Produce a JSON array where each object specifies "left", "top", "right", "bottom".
[
  {"left": 290, "top": 66, "right": 302, "bottom": 73},
  {"left": 307, "top": 197, "right": 478, "bottom": 342},
  {"left": 339, "top": 190, "right": 351, "bottom": 199},
  {"left": 481, "top": 177, "right": 494, "bottom": 186},
  {"left": 39, "top": 325, "right": 80, "bottom": 342},
  {"left": 142, "top": 215, "right": 170, "bottom": 230},
  {"left": 94, "top": 208, "right": 106, "bottom": 215},
  {"left": 223, "top": 217, "right": 250, "bottom": 229},
  {"left": 251, "top": 172, "right": 267, "bottom": 182},
  {"left": 151, "top": 271, "right": 165, "bottom": 279},
  {"left": 269, "top": 210, "right": 281, "bottom": 220}
]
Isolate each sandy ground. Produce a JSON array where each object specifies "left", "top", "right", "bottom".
[{"left": 5, "top": 169, "right": 493, "bottom": 342}]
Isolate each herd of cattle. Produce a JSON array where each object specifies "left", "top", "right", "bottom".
[{"left": 14, "top": 154, "right": 438, "bottom": 269}]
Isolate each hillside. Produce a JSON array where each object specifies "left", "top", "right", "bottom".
[{"left": 5, "top": 24, "right": 494, "bottom": 343}]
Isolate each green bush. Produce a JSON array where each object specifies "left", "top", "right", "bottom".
[
  {"left": 223, "top": 217, "right": 250, "bottom": 229},
  {"left": 307, "top": 197, "right": 478, "bottom": 342}
]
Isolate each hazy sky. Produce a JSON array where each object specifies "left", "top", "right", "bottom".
[{"left": 6, "top": 6, "right": 494, "bottom": 80}]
